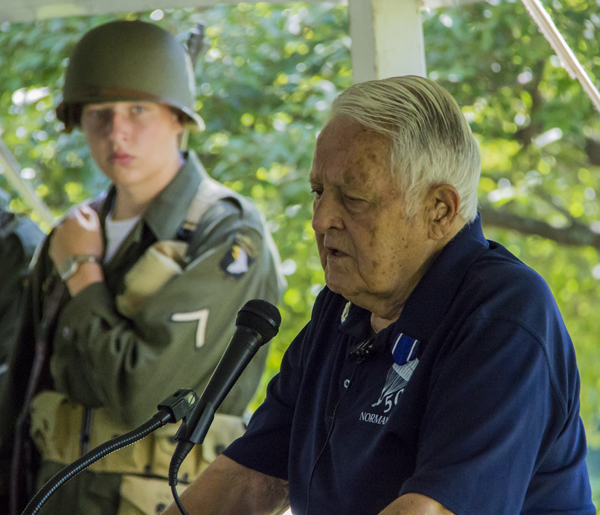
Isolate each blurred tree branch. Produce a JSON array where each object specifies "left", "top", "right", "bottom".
[
  {"left": 514, "top": 59, "right": 545, "bottom": 148},
  {"left": 479, "top": 203, "right": 600, "bottom": 249}
]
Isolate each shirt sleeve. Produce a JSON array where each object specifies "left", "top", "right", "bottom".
[
  {"left": 0, "top": 231, "right": 48, "bottom": 497},
  {"left": 0, "top": 217, "right": 43, "bottom": 366},
  {"left": 0, "top": 232, "right": 29, "bottom": 364},
  {"left": 399, "top": 315, "right": 577, "bottom": 515},
  {"left": 50, "top": 202, "right": 282, "bottom": 427}
]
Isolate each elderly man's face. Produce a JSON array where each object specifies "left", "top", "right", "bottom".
[{"left": 310, "top": 116, "right": 435, "bottom": 317}]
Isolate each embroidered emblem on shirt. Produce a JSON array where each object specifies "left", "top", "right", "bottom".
[
  {"left": 220, "top": 236, "right": 256, "bottom": 279},
  {"left": 371, "top": 334, "right": 420, "bottom": 414}
]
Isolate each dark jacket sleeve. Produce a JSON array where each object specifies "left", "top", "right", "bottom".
[{"left": 0, "top": 219, "right": 43, "bottom": 366}]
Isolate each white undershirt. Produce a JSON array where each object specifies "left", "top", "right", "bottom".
[{"left": 104, "top": 211, "right": 141, "bottom": 262}]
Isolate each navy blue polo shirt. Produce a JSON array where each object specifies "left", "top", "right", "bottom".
[{"left": 225, "top": 215, "right": 595, "bottom": 515}]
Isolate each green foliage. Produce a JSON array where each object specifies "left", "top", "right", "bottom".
[
  {"left": 0, "top": 3, "right": 351, "bottom": 406},
  {"left": 423, "top": 2, "right": 600, "bottom": 502},
  {"left": 423, "top": 0, "right": 600, "bottom": 450},
  {"left": 1, "top": 1, "right": 600, "bottom": 501}
]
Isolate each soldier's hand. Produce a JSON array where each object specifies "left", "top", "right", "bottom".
[
  {"left": 49, "top": 204, "right": 103, "bottom": 268},
  {"left": 49, "top": 205, "right": 104, "bottom": 295}
]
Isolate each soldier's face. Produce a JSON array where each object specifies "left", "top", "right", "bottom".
[{"left": 81, "top": 101, "right": 183, "bottom": 190}]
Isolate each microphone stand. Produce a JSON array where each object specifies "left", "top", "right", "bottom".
[
  {"left": 166, "top": 397, "right": 214, "bottom": 515},
  {"left": 22, "top": 389, "right": 199, "bottom": 515}
]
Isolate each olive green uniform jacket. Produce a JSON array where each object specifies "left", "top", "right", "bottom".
[
  {"left": 0, "top": 152, "right": 284, "bottom": 513},
  {"left": 0, "top": 198, "right": 44, "bottom": 392}
]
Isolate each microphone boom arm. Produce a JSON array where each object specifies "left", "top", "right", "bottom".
[{"left": 22, "top": 389, "right": 199, "bottom": 515}]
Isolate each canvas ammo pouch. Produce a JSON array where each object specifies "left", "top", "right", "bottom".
[{"left": 29, "top": 174, "right": 247, "bottom": 514}]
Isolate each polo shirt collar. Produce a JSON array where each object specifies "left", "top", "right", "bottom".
[
  {"left": 396, "top": 213, "right": 489, "bottom": 345},
  {"left": 340, "top": 214, "right": 489, "bottom": 351}
]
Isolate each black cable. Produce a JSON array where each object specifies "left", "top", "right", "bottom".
[
  {"left": 22, "top": 410, "right": 172, "bottom": 515},
  {"left": 171, "top": 483, "right": 188, "bottom": 515},
  {"left": 169, "top": 440, "right": 194, "bottom": 515}
]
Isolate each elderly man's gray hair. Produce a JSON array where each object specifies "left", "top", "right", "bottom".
[{"left": 329, "top": 76, "right": 481, "bottom": 222}]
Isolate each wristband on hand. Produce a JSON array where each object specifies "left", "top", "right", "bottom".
[{"left": 58, "top": 254, "right": 100, "bottom": 282}]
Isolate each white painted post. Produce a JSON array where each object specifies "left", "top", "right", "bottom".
[{"left": 348, "top": 0, "right": 427, "bottom": 83}]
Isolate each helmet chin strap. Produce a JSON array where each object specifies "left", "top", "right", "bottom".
[{"left": 179, "top": 131, "right": 189, "bottom": 152}]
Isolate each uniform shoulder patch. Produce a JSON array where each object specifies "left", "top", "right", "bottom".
[{"left": 220, "top": 235, "right": 257, "bottom": 279}]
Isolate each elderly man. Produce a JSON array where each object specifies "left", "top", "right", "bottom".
[{"left": 166, "top": 76, "right": 595, "bottom": 514}]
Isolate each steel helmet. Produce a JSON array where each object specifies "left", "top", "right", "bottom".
[{"left": 56, "top": 20, "right": 204, "bottom": 132}]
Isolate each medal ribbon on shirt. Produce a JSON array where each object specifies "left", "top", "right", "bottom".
[
  {"left": 370, "top": 333, "right": 420, "bottom": 411},
  {"left": 391, "top": 333, "right": 419, "bottom": 366}
]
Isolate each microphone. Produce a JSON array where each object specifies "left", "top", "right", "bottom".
[
  {"left": 170, "top": 299, "right": 281, "bottom": 478},
  {"left": 350, "top": 339, "right": 376, "bottom": 359}
]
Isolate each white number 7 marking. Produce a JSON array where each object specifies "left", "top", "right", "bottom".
[{"left": 172, "top": 309, "right": 210, "bottom": 348}]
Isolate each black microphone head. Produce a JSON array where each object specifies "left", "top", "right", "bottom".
[{"left": 236, "top": 299, "right": 281, "bottom": 344}]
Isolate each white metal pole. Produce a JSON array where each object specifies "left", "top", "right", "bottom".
[{"left": 521, "top": 0, "right": 600, "bottom": 112}]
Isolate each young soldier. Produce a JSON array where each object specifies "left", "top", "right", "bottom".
[{"left": 0, "top": 20, "right": 284, "bottom": 515}]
